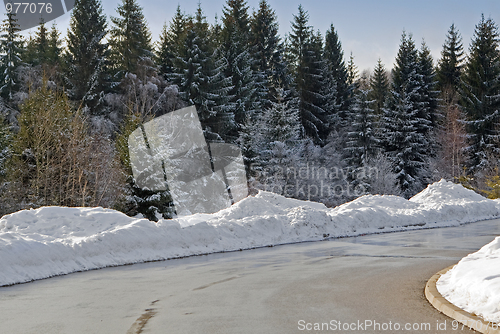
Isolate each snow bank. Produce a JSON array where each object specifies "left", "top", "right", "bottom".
[
  {"left": 438, "top": 237, "right": 500, "bottom": 323},
  {"left": 1, "top": 179, "right": 499, "bottom": 287}
]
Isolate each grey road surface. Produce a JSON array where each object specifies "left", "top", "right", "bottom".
[{"left": 1, "top": 219, "right": 500, "bottom": 334}]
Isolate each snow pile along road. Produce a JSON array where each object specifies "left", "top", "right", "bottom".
[
  {"left": 1, "top": 179, "right": 499, "bottom": 286},
  {"left": 438, "top": 237, "right": 500, "bottom": 324}
]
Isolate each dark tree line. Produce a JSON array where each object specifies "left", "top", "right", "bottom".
[{"left": 0, "top": 0, "right": 499, "bottom": 218}]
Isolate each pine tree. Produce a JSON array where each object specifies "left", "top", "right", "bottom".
[
  {"left": 324, "top": 24, "right": 349, "bottom": 130},
  {"left": 382, "top": 31, "right": 429, "bottom": 197},
  {"left": 288, "top": 5, "right": 328, "bottom": 144},
  {"left": 369, "top": 58, "right": 389, "bottom": 116},
  {"left": 461, "top": 15, "right": 500, "bottom": 173},
  {"left": 65, "top": 0, "right": 109, "bottom": 115},
  {"left": 110, "top": 0, "right": 153, "bottom": 76},
  {"left": 437, "top": 23, "right": 464, "bottom": 102},
  {"left": 0, "top": 11, "right": 23, "bottom": 102}
]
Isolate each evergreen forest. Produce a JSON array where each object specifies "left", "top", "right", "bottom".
[{"left": 1, "top": 0, "right": 499, "bottom": 219}]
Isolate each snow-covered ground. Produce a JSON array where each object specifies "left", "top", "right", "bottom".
[
  {"left": 1, "top": 179, "right": 500, "bottom": 287},
  {"left": 438, "top": 236, "right": 500, "bottom": 324}
]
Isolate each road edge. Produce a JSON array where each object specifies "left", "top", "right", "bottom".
[{"left": 425, "top": 265, "right": 500, "bottom": 334}]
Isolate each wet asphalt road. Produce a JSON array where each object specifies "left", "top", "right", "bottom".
[{"left": 1, "top": 219, "right": 500, "bottom": 334}]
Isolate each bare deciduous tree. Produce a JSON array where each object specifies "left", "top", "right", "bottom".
[
  {"left": 4, "top": 83, "right": 124, "bottom": 211},
  {"left": 435, "top": 90, "right": 468, "bottom": 180}
]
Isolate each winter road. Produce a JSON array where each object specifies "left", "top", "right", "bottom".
[{"left": 1, "top": 219, "right": 500, "bottom": 333}]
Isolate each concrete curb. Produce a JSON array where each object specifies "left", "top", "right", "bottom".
[{"left": 425, "top": 265, "right": 500, "bottom": 334}]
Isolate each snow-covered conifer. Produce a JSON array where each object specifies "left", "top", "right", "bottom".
[
  {"left": 0, "top": 11, "right": 23, "bottom": 102},
  {"left": 460, "top": 15, "right": 500, "bottom": 174}
]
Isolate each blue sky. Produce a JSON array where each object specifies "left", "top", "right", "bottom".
[{"left": 19, "top": 0, "right": 500, "bottom": 72}]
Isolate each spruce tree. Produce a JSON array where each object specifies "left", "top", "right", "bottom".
[
  {"left": 223, "top": 0, "right": 250, "bottom": 43},
  {"left": 27, "top": 20, "right": 61, "bottom": 67},
  {"left": 47, "top": 23, "right": 62, "bottom": 65},
  {"left": 255, "top": 88, "right": 301, "bottom": 194},
  {"left": 156, "top": 23, "right": 174, "bottom": 80},
  {"left": 22, "top": 33, "right": 38, "bottom": 67},
  {"left": 346, "top": 52, "right": 358, "bottom": 87},
  {"left": 418, "top": 40, "right": 439, "bottom": 130},
  {"left": 346, "top": 52, "right": 359, "bottom": 112},
  {"left": 115, "top": 109, "right": 175, "bottom": 220},
  {"left": 156, "top": 5, "right": 186, "bottom": 80},
  {"left": 382, "top": 31, "right": 429, "bottom": 197},
  {"left": 288, "top": 5, "right": 328, "bottom": 144},
  {"left": 249, "top": 0, "right": 287, "bottom": 109},
  {"left": 65, "top": 0, "right": 109, "bottom": 115},
  {"left": 173, "top": 4, "right": 234, "bottom": 141},
  {"left": 287, "top": 5, "right": 311, "bottom": 74},
  {"left": 172, "top": 17, "right": 202, "bottom": 102},
  {"left": 324, "top": 24, "right": 349, "bottom": 129},
  {"left": 344, "top": 87, "right": 379, "bottom": 194},
  {"left": 110, "top": 0, "right": 153, "bottom": 76},
  {"left": 21, "top": 19, "right": 50, "bottom": 67},
  {"left": 36, "top": 19, "right": 49, "bottom": 65},
  {"left": 221, "top": 0, "right": 257, "bottom": 142},
  {"left": 309, "top": 30, "right": 330, "bottom": 142},
  {"left": 345, "top": 88, "right": 378, "bottom": 168},
  {"left": 369, "top": 58, "right": 389, "bottom": 116},
  {"left": 437, "top": 23, "right": 464, "bottom": 101},
  {"left": 461, "top": 15, "right": 500, "bottom": 173},
  {"left": 261, "top": 89, "right": 301, "bottom": 144},
  {"left": 196, "top": 6, "right": 234, "bottom": 140},
  {"left": 0, "top": 11, "right": 23, "bottom": 102}
]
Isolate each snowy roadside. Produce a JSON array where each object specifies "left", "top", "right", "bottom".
[
  {"left": 1, "top": 179, "right": 499, "bottom": 287},
  {"left": 437, "top": 234, "right": 500, "bottom": 324}
]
